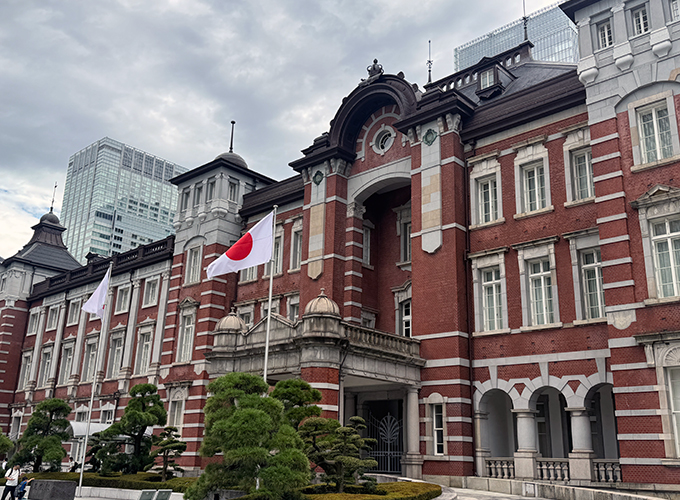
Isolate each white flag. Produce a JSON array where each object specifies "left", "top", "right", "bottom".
[
  {"left": 207, "top": 211, "right": 274, "bottom": 279},
  {"left": 82, "top": 266, "right": 111, "bottom": 319}
]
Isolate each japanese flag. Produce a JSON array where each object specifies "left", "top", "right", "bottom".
[
  {"left": 207, "top": 211, "right": 274, "bottom": 279},
  {"left": 82, "top": 265, "right": 111, "bottom": 319}
]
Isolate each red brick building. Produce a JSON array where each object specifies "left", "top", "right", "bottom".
[{"left": 3, "top": 0, "right": 680, "bottom": 492}]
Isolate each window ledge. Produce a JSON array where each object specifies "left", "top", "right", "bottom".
[
  {"left": 564, "top": 197, "right": 595, "bottom": 208},
  {"left": 519, "top": 322, "right": 563, "bottom": 332},
  {"left": 573, "top": 317, "right": 607, "bottom": 326},
  {"left": 262, "top": 273, "right": 284, "bottom": 280},
  {"left": 513, "top": 205, "right": 555, "bottom": 220},
  {"left": 362, "top": 263, "right": 374, "bottom": 270},
  {"left": 644, "top": 296, "right": 680, "bottom": 306},
  {"left": 238, "top": 278, "right": 257, "bottom": 285},
  {"left": 631, "top": 154, "right": 680, "bottom": 173},
  {"left": 287, "top": 269, "right": 301, "bottom": 275},
  {"left": 396, "top": 261, "right": 412, "bottom": 271},
  {"left": 661, "top": 459, "right": 680, "bottom": 467},
  {"left": 473, "top": 328, "right": 511, "bottom": 337},
  {"left": 470, "top": 218, "right": 506, "bottom": 231},
  {"left": 141, "top": 303, "right": 157, "bottom": 309},
  {"left": 66, "top": 322, "right": 79, "bottom": 328}
]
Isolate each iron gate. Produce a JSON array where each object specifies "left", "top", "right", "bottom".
[{"left": 367, "top": 411, "right": 403, "bottom": 473}]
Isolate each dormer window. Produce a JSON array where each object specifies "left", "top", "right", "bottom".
[{"left": 480, "top": 68, "right": 494, "bottom": 89}]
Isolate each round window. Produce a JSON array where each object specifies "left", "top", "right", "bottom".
[{"left": 371, "top": 126, "right": 395, "bottom": 155}]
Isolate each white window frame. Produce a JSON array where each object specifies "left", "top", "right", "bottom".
[
  {"left": 167, "top": 386, "right": 189, "bottom": 430},
  {"left": 394, "top": 203, "right": 412, "bottom": 266},
  {"left": 290, "top": 218, "right": 303, "bottom": 272},
  {"left": 135, "top": 327, "right": 153, "bottom": 375},
  {"left": 206, "top": 177, "right": 216, "bottom": 202},
  {"left": 176, "top": 302, "right": 197, "bottom": 364},
  {"left": 185, "top": 246, "right": 202, "bottom": 284},
  {"left": 58, "top": 343, "right": 74, "bottom": 386},
  {"left": 400, "top": 300, "right": 412, "bottom": 337},
  {"left": 564, "top": 229, "right": 607, "bottom": 324},
  {"left": 237, "top": 304, "right": 254, "bottom": 328},
  {"left": 515, "top": 238, "right": 561, "bottom": 330},
  {"left": 638, "top": 102, "right": 673, "bottom": 164},
  {"left": 142, "top": 276, "right": 159, "bottom": 308},
  {"left": 480, "top": 68, "right": 494, "bottom": 89},
  {"left": 239, "top": 265, "right": 257, "bottom": 283},
  {"left": 632, "top": 6, "right": 649, "bottom": 35},
  {"left": 514, "top": 142, "right": 552, "bottom": 218},
  {"left": 193, "top": 183, "right": 203, "bottom": 207},
  {"left": 66, "top": 299, "right": 81, "bottom": 326},
  {"left": 100, "top": 407, "right": 115, "bottom": 425},
  {"left": 362, "top": 226, "right": 372, "bottom": 266},
  {"left": 672, "top": 0, "right": 680, "bottom": 21},
  {"left": 581, "top": 248, "right": 606, "bottom": 320},
  {"left": 37, "top": 347, "right": 52, "bottom": 388},
  {"left": 27, "top": 311, "right": 39, "bottom": 335},
  {"left": 597, "top": 20, "right": 613, "bottom": 49},
  {"left": 82, "top": 339, "right": 98, "bottom": 382},
  {"left": 9, "top": 413, "right": 22, "bottom": 441},
  {"left": 626, "top": 91, "right": 680, "bottom": 169},
  {"left": 180, "top": 189, "right": 190, "bottom": 211},
  {"left": 228, "top": 180, "right": 239, "bottom": 203},
  {"left": 528, "top": 258, "right": 555, "bottom": 326},
  {"left": 115, "top": 286, "right": 131, "bottom": 314},
  {"left": 260, "top": 298, "right": 280, "bottom": 319},
  {"left": 18, "top": 353, "right": 32, "bottom": 390},
  {"left": 433, "top": 403, "right": 444, "bottom": 455},
  {"left": 522, "top": 162, "right": 547, "bottom": 213},
  {"left": 563, "top": 127, "right": 593, "bottom": 206},
  {"left": 651, "top": 218, "right": 680, "bottom": 298},
  {"left": 470, "top": 155, "right": 504, "bottom": 228},
  {"left": 46, "top": 305, "right": 59, "bottom": 331},
  {"left": 264, "top": 225, "right": 284, "bottom": 277},
  {"left": 470, "top": 248, "right": 509, "bottom": 335},
  {"left": 107, "top": 334, "right": 124, "bottom": 379},
  {"left": 361, "top": 310, "right": 376, "bottom": 329},
  {"left": 287, "top": 294, "right": 300, "bottom": 322}
]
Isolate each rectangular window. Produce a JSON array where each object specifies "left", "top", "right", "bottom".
[
  {"left": 100, "top": 409, "right": 114, "bottom": 424},
  {"left": 180, "top": 190, "right": 190, "bottom": 211},
  {"left": 186, "top": 247, "right": 202, "bottom": 284},
  {"left": 239, "top": 266, "right": 257, "bottom": 282},
  {"left": 673, "top": 0, "right": 680, "bottom": 21},
  {"left": 168, "top": 400, "right": 185, "bottom": 428},
  {"left": 135, "top": 330, "right": 152, "bottom": 375},
  {"left": 288, "top": 296, "right": 300, "bottom": 322},
  {"left": 177, "top": 312, "right": 195, "bottom": 363},
  {"left": 265, "top": 236, "right": 283, "bottom": 276},
  {"left": 142, "top": 277, "right": 159, "bottom": 307},
  {"left": 633, "top": 6, "right": 649, "bottom": 35},
  {"left": 18, "top": 353, "right": 32, "bottom": 390},
  {"left": 239, "top": 311, "right": 252, "bottom": 327},
  {"left": 581, "top": 249, "right": 605, "bottom": 319},
  {"left": 482, "top": 267, "right": 503, "bottom": 331},
  {"left": 291, "top": 229, "right": 303, "bottom": 270},
  {"left": 193, "top": 185, "right": 203, "bottom": 207},
  {"left": 228, "top": 181, "right": 239, "bottom": 202},
  {"left": 402, "top": 222, "right": 412, "bottom": 263},
  {"left": 598, "top": 21, "right": 613, "bottom": 49},
  {"left": 82, "top": 341, "right": 97, "bottom": 382},
  {"left": 27, "top": 312, "right": 39, "bottom": 335},
  {"left": 433, "top": 404, "right": 444, "bottom": 455},
  {"left": 58, "top": 345, "right": 74, "bottom": 385},
  {"left": 639, "top": 103, "right": 673, "bottom": 163},
  {"left": 522, "top": 162, "right": 546, "bottom": 212},
  {"left": 401, "top": 300, "right": 412, "bottom": 337},
  {"left": 9, "top": 416, "right": 21, "bottom": 440},
  {"left": 206, "top": 178, "right": 216, "bottom": 202},
  {"left": 652, "top": 219, "right": 680, "bottom": 297},
  {"left": 480, "top": 68, "right": 494, "bottom": 89},
  {"left": 75, "top": 411, "right": 87, "bottom": 422},
  {"left": 668, "top": 368, "right": 680, "bottom": 453},
  {"left": 107, "top": 337, "right": 123, "bottom": 379},
  {"left": 115, "top": 286, "right": 130, "bottom": 314},
  {"left": 572, "top": 150, "right": 594, "bottom": 200},
  {"left": 478, "top": 177, "right": 499, "bottom": 223},
  {"left": 362, "top": 227, "right": 371, "bottom": 265},
  {"left": 67, "top": 299, "right": 81, "bottom": 326},
  {"left": 37, "top": 349, "right": 52, "bottom": 388},
  {"left": 529, "top": 259, "right": 554, "bottom": 325},
  {"left": 46, "top": 306, "right": 59, "bottom": 331}
]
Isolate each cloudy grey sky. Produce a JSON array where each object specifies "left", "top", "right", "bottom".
[{"left": 0, "top": 0, "right": 557, "bottom": 258}]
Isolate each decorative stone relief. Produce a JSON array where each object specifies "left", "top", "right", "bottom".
[{"left": 607, "top": 309, "right": 636, "bottom": 330}]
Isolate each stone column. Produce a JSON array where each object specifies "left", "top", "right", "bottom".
[
  {"left": 149, "top": 271, "right": 170, "bottom": 386},
  {"left": 402, "top": 386, "right": 423, "bottom": 479},
  {"left": 93, "top": 288, "right": 115, "bottom": 394},
  {"left": 46, "top": 302, "right": 67, "bottom": 397},
  {"left": 119, "top": 279, "right": 141, "bottom": 392},
  {"left": 69, "top": 296, "right": 90, "bottom": 397},
  {"left": 343, "top": 391, "right": 356, "bottom": 426},
  {"left": 567, "top": 407, "right": 595, "bottom": 481},
  {"left": 512, "top": 409, "right": 538, "bottom": 479},
  {"left": 474, "top": 410, "right": 491, "bottom": 477},
  {"left": 26, "top": 306, "right": 47, "bottom": 398}
]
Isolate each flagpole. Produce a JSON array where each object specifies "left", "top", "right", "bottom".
[
  {"left": 263, "top": 205, "right": 278, "bottom": 384},
  {"left": 78, "top": 262, "right": 113, "bottom": 498}
]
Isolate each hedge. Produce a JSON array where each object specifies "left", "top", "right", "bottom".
[
  {"left": 16, "top": 472, "right": 196, "bottom": 493},
  {"left": 301, "top": 481, "right": 441, "bottom": 500}
]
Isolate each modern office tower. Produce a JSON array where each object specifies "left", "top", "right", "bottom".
[
  {"left": 60, "top": 137, "right": 188, "bottom": 264},
  {"left": 453, "top": 4, "right": 578, "bottom": 71}
]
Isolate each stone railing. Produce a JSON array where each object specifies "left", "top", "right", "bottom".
[
  {"left": 592, "top": 459, "right": 621, "bottom": 483},
  {"left": 486, "top": 458, "right": 515, "bottom": 479},
  {"left": 344, "top": 324, "right": 420, "bottom": 358},
  {"left": 536, "top": 458, "right": 569, "bottom": 481}
]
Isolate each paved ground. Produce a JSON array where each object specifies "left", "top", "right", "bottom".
[{"left": 450, "top": 486, "right": 549, "bottom": 500}]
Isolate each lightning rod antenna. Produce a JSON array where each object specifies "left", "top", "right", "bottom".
[
  {"left": 229, "top": 120, "right": 236, "bottom": 153},
  {"left": 523, "top": 0, "right": 528, "bottom": 41},
  {"left": 427, "top": 40, "right": 433, "bottom": 84},
  {"left": 50, "top": 182, "right": 57, "bottom": 213}
]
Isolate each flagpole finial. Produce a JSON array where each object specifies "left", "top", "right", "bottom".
[
  {"left": 229, "top": 121, "right": 236, "bottom": 153},
  {"left": 50, "top": 181, "right": 57, "bottom": 213}
]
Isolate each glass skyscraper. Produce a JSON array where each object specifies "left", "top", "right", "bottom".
[
  {"left": 453, "top": 4, "right": 578, "bottom": 71},
  {"left": 60, "top": 137, "right": 188, "bottom": 264}
]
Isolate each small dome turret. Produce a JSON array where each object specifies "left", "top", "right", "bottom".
[
  {"left": 215, "top": 309, "right": 246, "bottom": 333},
  {"left": 40, "top": 210, "right": 61, "bottom": 225},
  {"left": 214, "top": 151, "right": 248, "bottom": 169},
  {"left": 304, "top": 289, "right": 340, "bottom": 317}
]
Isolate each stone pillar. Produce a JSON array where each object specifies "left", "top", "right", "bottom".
[
  {"left": 402, "top": 385, "right": 423, "bottom": 479},
  {"left": 343, "top": 391, "right": 356, "bottom": 426},
  {"left": 26, "top": 306, "right": 47, "bottom": 398},
  {"left": 474, "top": 410, "right": 491, "bottom": 477},
  {"left": 119, "top": 279, "right": 141, "bottom": 392},
  {"left": 69, "top": 296, "right": 90, "bottom": 397},
  {"left": 149, "top": 271, "right": 170, "bottom": 386},
  {"left": 568, "top": 407, "right": 595, "bottom": 481},
  {"left": 513, "top": 409, "right": 538, "bottom": 479},
  {"left": 46, "top": 302, "right": 67, "bottom": 397}
]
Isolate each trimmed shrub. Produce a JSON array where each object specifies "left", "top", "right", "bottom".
[
  {"left": 16, "top": 472, "right": 196, "bottom": 493},
  {"left": 303, "top": 481, "right": 441, "bottom": 500}
]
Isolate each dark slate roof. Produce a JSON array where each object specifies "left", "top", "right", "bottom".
[
  {"left": 560, "top": 0, "right": 597, "bottom": 22},
  {"left": 171, "top": 154, "right": 275, "bottom": 186},
  {"left": 240, "top": 175, "right": 304, "bottom": 219}
]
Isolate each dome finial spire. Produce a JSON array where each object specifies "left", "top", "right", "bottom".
[
  {"left": 50, "top": 181, "right": 57, "bottom": 213},
  {"left": 229, "top": 120, "right": 236, "bottom": 153}
]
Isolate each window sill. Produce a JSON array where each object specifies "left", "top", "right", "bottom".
[
  {"left": 114, "top": 310, "right": 129, "bottom": 315},
  {"left": 473, "top": 328, "right": 511, "bottom": 337},
  {"left": 141, "top": 303, "right": 157, "bottom": 309},
  {"left": 262, "top": 273, "right": 283, "bottom": 280},
  {"left": 661, "top": 459, "right": 680, "bottom": 467},
  {"left": 469, "top": 217, "right": 506, "bottom": 231},
  {"left": 66, "top": 322, "right": 79, "bottom": 328},
  {"left": 631, "top": 154, "right": 680, "bottom": 173},
  {"left": 362, "top": 263, "right": 375, "bottom": 270},
  {"left": 182, "top": 281, "right": 201, "bottom": 288},
  {"left": 564, "top": 197, "right": 595, "bottom": 208},
  {"left": 396, "top": 261, "right": 412, "bottom": 271},
  {"left": 238, "top": 278, "right": 257, "bottom": 285},
  {"left": 644, "top": 296, "right": 680, "bottom": 306},
  {"left": 519, "top": 322, "right": 563, "bottom": 332},
  {"left": 513, "top": 205, "right": 554, "bottom": 220},
  {"left": 287, "top": 269, "right": 301, "bottom": 275},
  {"left": 573, "top": 317, "right": 607, "bottom": 326}
]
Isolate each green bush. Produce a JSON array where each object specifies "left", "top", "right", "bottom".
[
  {"left": 303, "top": 481, "right": 441, "bottom": 500},
  {"left": 16, "top": 472, "right": 196, "bottom": 493},
  {"left": 300, "top": 484, "right": 386, "bottom": 495}
]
